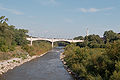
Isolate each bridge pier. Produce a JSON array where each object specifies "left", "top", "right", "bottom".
[
  {"left": 30, "top": 40, "right": 33, "bottom": 46},
  {"left": 52, "top": 42, "right": 53, "bottom": 48},
  {"left": 30, "top": 37, "right": 33, "bottom": 46}
]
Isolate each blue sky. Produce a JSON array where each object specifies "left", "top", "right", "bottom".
[{"left": 0, "top": 0, "right": 120, "bottom": 38}]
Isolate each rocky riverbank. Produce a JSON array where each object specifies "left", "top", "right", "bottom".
[
  {"left": 60, "top": 53, "right": 81, "bottom": 80},
  {"left": 60, "top": 53, "right": 72, "bottom": 74},
  {"left": 0, "top": 52, "right": 48, "bottom": 75}
]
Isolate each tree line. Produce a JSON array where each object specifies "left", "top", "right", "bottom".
[
  {"left": 0, "top": 16, "right": 28, "bottom": 52},
  {"left": 74, "top": 30, "right": 120, "bottom": 48},
  {"left": 64, "top": 30, "right": 120, "bottom": 80},
  {"left": 0, "top": 16, "right": 52, "bottom": 60}
]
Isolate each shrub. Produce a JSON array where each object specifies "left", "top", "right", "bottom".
[
  {"left": 0, "top": 45, "right": 9, "bottom": 52},
  {"left": 64, "top": 40, "right": 120, "bottom": 79}
]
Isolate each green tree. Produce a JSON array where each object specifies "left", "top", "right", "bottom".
[
  {"left": 74, "top": 36, "right": 84, "bottom": 40},
  {"left": 86, "top": 34, "right": 103, "bottom": 44},
  {"left": 14, "top": 29, "right": 28, "bottom": 45},
  {"left": 0, "top": 16, "right": 28, "bottom": 52},
  {"left": 103, "top": 30, "right": 117, "bottom": 43}
]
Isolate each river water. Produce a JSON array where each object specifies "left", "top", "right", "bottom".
[{"left": 1, "top": 47, "right": 73, "bottom": 80}]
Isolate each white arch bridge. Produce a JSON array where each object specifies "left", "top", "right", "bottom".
[{"left": 26, "top": 37, "right": 84, "bottom": 48}]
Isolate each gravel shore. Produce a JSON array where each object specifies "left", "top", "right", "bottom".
[{"left": 0, "top": 52, "right": 48, "bottom": 75}]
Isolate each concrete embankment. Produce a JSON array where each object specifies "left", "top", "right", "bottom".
[{"left": 0, "top": 52, "right": 48, "bottom": 75}]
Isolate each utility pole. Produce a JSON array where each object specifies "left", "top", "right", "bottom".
[
  {"left": 86, "top": 28, "right": 89, "bottom": 36},
  {"left": 86, "top": 28, "right": 89, "bottom": 46}
]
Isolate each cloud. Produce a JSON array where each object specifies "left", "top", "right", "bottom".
[
  {"left": 77, "top": 7, "right": 113, "bottom": 13},
  {"left": 64, "top": 18, "right": 73, "bottom": 23},
  {"left": 0, "top": 6, "right": 24, "bottom": 15}
]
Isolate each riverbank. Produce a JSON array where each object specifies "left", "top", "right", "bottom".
[
  {"left": 60, "top": 52, "right": 80, "bottom": 80},
  {"left": 60, "top": 53, "right": 73, "bottom": 75},
  {"left": 0, "top": 47, "right": 73, "bottom": 80},
  {"left": 0, "top": 51, "right": 48, "bottom": 75}
]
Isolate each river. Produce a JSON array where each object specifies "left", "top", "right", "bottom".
[{"left": 1, "top": 47, "right": 73, "bottom": 80}]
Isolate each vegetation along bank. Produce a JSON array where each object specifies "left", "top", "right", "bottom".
[
  {"left": 64, "top": 30, "right": 120, "bottom": 80},
  {"left": 0, "top": 16, "right": 52, "bottom": 75}
]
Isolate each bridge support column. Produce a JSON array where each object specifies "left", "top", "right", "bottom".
[
  {"left": 52, "top": 42, "right": 54, "bottom": 48},
  {"left": 30, "top": 37, "right": 33, "bottom": 46},
  {"left": 30, "top": 40, "right": 33, "bottom": 46}
]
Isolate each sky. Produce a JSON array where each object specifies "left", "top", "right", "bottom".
[{"left": 0, "top": 0, "right": 120, "bottom": 38}]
